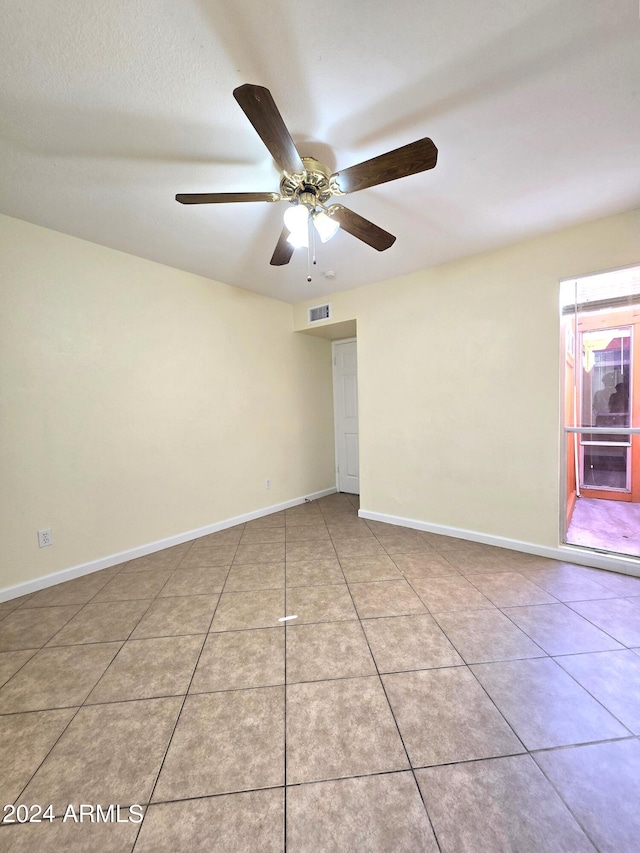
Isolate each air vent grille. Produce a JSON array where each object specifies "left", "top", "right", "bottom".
[{"left": 308, "top": 303, "right": 331, "bottom": 323}]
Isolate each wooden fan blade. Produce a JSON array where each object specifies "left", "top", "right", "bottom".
[
  {"left": 332, "top": 138, "right": 438, "bottom": 194},
  {"left": 270, "top": 227, "right": 294, "bottom": 266},
  {"left": 233, "top": 84, "right": 304, "bottom": 176},
  {"left": 329, "top": 205, "right": 396, "bottom": 251},
  {"left": 176, "top": 192, "right": 280, "bottom": 204}
]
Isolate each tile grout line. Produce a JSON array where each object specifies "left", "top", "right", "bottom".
[
  {"left": 410, "top": 558, "right": 635, "bottom": 849},
  {"left": 0, "top": 649, "right": 42, "bottom": 696},
  {"left": 4, "top": 564, "right": 182, "bottom": 809},
  {"left": 128, "top": 530, "right": 242, "bottom": 849},
  {"left": 366, "top": 519, "right": 447, "bottom": 852},
  {"left": 561, "top": 598, "right": 640, "bottom": 645},
  {"left": 2, "top": 547, "right": 215, "bottom": 815},
  {"left": 11, "top": 701, "right": 89, "bottom": 811},
  {"left": 71, "top": 558, "right": 195, "bottom": 707},
  {"left": 18, "top": 653, "right": 640, "bottom": 717},
  {"left": 540, "top": 656, "right": 636, "bottom": 739},
  {"left": 323, "top": 500, "right": 445, "bottom": 853},
  {"left": 392, "top": 572, "right": 542, "bottom": 772},
  {"left": 496, "top": 599, "right": 632, "bottom": 657},
  {"left": 528, "top": 733, "right": 639, "bottom": 756},
  {"left": 42, "top": 558, "right": 179, "bottom": 648},
  {"left": 463, "top": 570, "right": 564, "bottom": 608},
  {"left": 283, "top": 517, "right": 288, "bottom": 853},
  {"left": 415, "top": 598, "right": 572, "bottom": 769},
  {"left": 393, "top": 558, "right": 628, "bottom": 850},
  {"left": 527, "top": 749, "right": 605, "bottom": 852}
]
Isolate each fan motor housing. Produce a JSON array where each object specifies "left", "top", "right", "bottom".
[{"left": 280, "top": 157, "right": 335, "bottom": 205}]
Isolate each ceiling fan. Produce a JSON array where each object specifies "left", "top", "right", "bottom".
[{"left": 176, "top": 84, "right": 438, "bottom": 267}]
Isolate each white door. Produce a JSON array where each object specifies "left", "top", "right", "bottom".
[{"left": 333, "top": 339, "right": 360, "bottom": 494}]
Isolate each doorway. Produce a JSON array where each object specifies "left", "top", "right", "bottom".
[
  {"left": 561, "top": 265, "right": 640, "bottom": 558},
  {"left": 332, "top": 338, "right": 359, "bottom": 494}
]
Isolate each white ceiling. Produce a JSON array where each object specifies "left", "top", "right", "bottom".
[{"left": 1, "top": 0, "right": 639, "bottom": 303}]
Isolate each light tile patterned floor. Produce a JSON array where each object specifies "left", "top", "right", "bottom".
[{"left": 1, "top": 493, "right": 640, "bottom": 851}]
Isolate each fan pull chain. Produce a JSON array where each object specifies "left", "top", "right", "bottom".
[
  {"left": 312, "top": 218, "right": 317, "bottom": 266},
  {"left": 306, "top": 216, "right": 313, "bottom": 282}
]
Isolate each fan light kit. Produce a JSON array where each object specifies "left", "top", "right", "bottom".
[{"left": 176, "top": 84, "right": 438, "bottom": 280}]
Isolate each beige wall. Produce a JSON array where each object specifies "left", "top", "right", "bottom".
[
  {"left": 1, "top": 215, "right": 335, "bottom": 591},
  {"left": 294, "top": 208, "right": 640, "bottom": 548}
]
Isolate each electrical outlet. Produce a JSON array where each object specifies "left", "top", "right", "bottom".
[
  {"left": 265, "top": 479, "right": 271, "bottom": 489},
  {"left": 38, "top": 528, "right": 52, "bottom": 548}
]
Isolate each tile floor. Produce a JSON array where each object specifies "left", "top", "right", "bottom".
[{"left": 1, "top": 493, "right": 640, "bottom": 851}]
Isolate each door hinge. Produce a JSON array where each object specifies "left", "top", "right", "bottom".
[{"left": 333, "top": 356, "right": 336, "bottom": 365}]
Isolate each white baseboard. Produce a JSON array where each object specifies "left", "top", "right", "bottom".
[
  {"left": 0, "top": 488, "right": 337, "bottom": 603},
  {"left": 358, "top": 509, "right": 640, "bottom": 578}
]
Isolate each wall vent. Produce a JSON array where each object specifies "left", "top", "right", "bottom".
[{"left": 308, "top": 303, "right": 331, "bottom": 323}]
